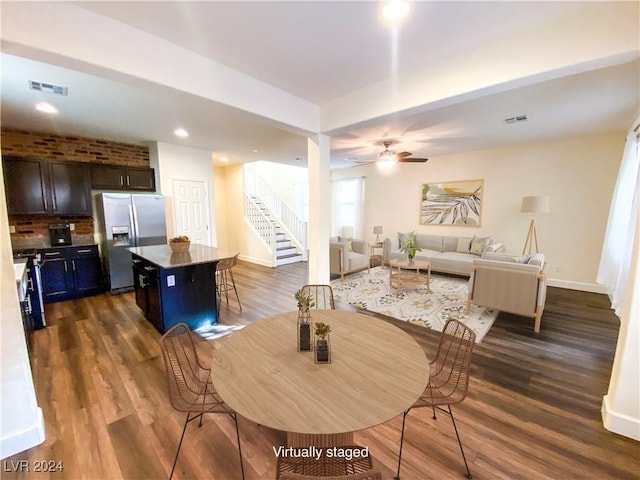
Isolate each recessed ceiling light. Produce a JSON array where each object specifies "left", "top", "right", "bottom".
[
  {"left": 382, "top": 0, "right": 410, "bottom": 21},
  {"left": 35, "top": 102, "right": 58, "bottom": 114},
  {"left": 174, "top": 128, "right": 189, "bottom": 137},
  {"left": 220, "top": 156, "right": 229, "bottom": 162},
  {"left": 252, "top": 149, "right": 259, "bottom": 153}
]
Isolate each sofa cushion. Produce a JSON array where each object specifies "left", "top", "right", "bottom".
[
  {"left": 470, "top": 235, "right": 492, "bottom": 256},
  {"left": 456, "top": 237, "right": 472, "bottom": 253},
  {"left": 416, "top": 234, "right": 443, "bottom": 252},
  {"left": 443, "top": 236, "right": 459, "bottom": 252},
  {"left": 430, "top": 252, "right": 476, "bottom": 275}
]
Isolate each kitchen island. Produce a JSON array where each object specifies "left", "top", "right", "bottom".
[{"left": 129, "top": 244, "right": 233, "bottom": 333}]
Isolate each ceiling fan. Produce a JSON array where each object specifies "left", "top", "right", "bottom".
[{"left": 355, "top": 141, "right": 429, "bottom": 165}]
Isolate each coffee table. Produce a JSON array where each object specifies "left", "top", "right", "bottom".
[{"left": 389, "top": 258, "right": 431, "bottom": 292}]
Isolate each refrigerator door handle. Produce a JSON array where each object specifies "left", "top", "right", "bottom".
[{"left": 130, "top": 203, "right": 140, "bottom": 246}]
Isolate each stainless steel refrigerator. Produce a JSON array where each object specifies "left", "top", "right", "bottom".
[{"left": 96, "top": 193, "right": 167, "bottom": 293}]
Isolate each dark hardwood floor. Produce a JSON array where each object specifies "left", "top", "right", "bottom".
[{"left": 4, "top": 260, "right": 639, "bottom": 479}]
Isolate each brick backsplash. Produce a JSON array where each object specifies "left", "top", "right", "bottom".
[
  {"left": 2, "top": 128, "right": 149, "bottom": 242},
  {"left": 1, "top": 128, "right": 149, "bottom": 166}
]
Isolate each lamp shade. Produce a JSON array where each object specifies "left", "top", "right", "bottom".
[
  {"left": 373, "top": 226, "right": 383, "bottom": 234},
  {"left": 521, "top": 195, "right": 550, "bottom": 214}
]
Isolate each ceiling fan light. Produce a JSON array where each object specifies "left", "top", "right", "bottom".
[
  {"left": 378, "top": 158, "right": 396, "bottom": 170},
  {"left": 382, "top": 0, "right": 410, "bottom": 21}
]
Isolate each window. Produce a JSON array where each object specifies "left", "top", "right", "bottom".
[{"left": 332, "top": 177, "right": 365, "bottom": 238}]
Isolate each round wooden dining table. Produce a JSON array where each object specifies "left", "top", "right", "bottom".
[{"left": 211, "top": 310, "right": 430, "bottom": 446}]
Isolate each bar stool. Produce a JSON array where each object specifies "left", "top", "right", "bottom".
[{"left": 216, "top": 254, "right": 242, "bottom": 310}]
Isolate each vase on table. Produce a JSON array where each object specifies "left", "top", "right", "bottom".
[
  {"left": 297, "top": 311, "right": 312, "bottom": 352},
  {"left": 314, "top": 322, "right": 332, "bottom": 364}
]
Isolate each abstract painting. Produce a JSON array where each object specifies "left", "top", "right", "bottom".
[{"left": 420, "top": 180, "right": 483, "bottom": 226}]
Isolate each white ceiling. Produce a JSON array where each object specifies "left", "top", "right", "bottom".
[{"left": 1, "top": 1, "right": 638, "bottom": 169}]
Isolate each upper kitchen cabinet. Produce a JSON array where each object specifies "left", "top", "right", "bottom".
[
  {"left": 2, "top": 156, "right": 92, "bottom": 216},
  {"left": 90, "top": 164, "right": 155, "bottom": 191}
]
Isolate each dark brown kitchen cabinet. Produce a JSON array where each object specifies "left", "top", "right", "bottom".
[
  {"left": 90, "top": 164, "right": 155, "bottom": 191},
  {"left": 2, "top": 156, "right": 92, "bottom": 216}
]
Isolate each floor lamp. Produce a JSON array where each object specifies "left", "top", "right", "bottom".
[{"left": 521, "top": 195, "right": 549, "bottom": 255}]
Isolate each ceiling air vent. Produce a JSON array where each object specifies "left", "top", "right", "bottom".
[
  {"left": 504, "top": 115, "right": 528, "bottom": 124},
  {"left": 28, "top": 80, "right": 68, "bottom": 96}
]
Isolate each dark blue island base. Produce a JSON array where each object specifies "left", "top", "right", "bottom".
[{"left": 130, "top": 244, "right": 234, "bottom": 333}]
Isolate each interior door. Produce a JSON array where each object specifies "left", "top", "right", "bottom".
[{"left": 172, "top": 179, "right": 211, "bottom": 246}]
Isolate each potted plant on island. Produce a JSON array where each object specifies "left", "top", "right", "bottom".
[
  {"left": 295, "top": 289, "right": 315, "bottom": 351},
  {"left": 400, "top": 232, "right": 422, "bottom": 263},
  {"left": 314, "top": 322, "right": 332, "bottom": 364}
]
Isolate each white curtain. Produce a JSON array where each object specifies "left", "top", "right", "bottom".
[
  {"left": 331, "top": 177, "right": 365, "bottom": 238},
  {"left": 597, "top": 128, "right": 640, "bottom": 316}
]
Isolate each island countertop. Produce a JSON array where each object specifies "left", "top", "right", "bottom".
[{"left": 128, "top": 244, "right": 234, "bottom": 269}]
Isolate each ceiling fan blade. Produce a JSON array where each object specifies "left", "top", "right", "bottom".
[
  {"left": 398, "top": 157, "right": 429, "bottom": 163},
  {"left": 396, "top": 151, "right": 413, "bottom": 158}
]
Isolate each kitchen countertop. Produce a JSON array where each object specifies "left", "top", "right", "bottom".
[
  {"left": 128, "top": 244, "right": 235, "bottom": 269},
  {"left": 14, "top": 258, "right": 28, "bottom": 302}
]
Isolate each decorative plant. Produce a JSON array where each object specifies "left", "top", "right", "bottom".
[
  {"left": 314, "top": 322, "right": 332, "bottom": 339},
  {"left": 400, "top": 232, "right": 422, "bottom": 259},
  {"left": 295, "top": 289, "right": 315, "bottom": 315}
]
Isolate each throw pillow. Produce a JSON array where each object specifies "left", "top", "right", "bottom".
[
  {"left": 456, "top": 237, "right": 472, "bottom": 253},
  {"left": 338, "top": 236, "right": 353, "bottom": 252},
  {"left": 469, "top": 236, "right": 492, "bottom": 256},
  {"left": 397, "top": 232, "right": 410, "bottom": 249},
  {"left": 512, "top": 255, "right": 531, "bottom": 264}
]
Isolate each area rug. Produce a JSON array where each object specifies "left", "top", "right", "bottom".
[{"left": 331, "top": 267, "right": 498, "bottom": 343}]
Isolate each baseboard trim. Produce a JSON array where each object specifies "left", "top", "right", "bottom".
[
  {"left": 238, "top": 255, "right": 273, "bottom": 268},
  {"left": 602, "top": 395, "right": 640, "bottom": 440},
  {"left": 0, "top": 407, "right": 45, "bottom": 460},
  {"left": 547, "top": 278, "right": 608, "bottom": 294}
]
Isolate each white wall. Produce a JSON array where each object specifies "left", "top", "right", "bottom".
[
  {"left": 332, "top": 132, "right": 624, "bottom": 291},
  {"left": 149, "top": 142, "right": 217, "bottom": 246},
  {"left": 0, "top": 160, "right": 45, "bottom": 458}
]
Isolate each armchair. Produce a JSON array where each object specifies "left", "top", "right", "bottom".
[
  {"left": 466, "top": 253, "right": 547, "bottom": 333},
  {"left": 330, "top": 237, "right": 370, "bottom": 279}
]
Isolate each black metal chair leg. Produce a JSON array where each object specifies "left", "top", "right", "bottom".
[
  {"left": 233, "top": 414, "right": 246, "bottom": 480},
  {"left": 448, "top": 405, "right": 472, "bottom": 479},
  {"left": 395, "top": 410, "right": 409, "bottom": 480},
  {"left": 170, "top": 412, "right": 191, "bottom": 480}
]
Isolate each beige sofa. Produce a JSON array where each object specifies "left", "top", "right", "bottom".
[
  {"left": 330, "top": 237, "right": 370, "bottom": 279},
  {"left": 466, "top": 252, "right": 547, "bottom": 333},
  {"left": 383, "top": 233, "right": 504, "bottom": 276}
]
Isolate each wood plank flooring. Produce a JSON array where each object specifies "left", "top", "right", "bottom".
[{"left": 3, "top": 260, "right": 639, "bottom": 479}]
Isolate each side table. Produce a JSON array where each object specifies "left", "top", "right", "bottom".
[{"left": 370, "top": 243, "right": 384, "bottom": 267}]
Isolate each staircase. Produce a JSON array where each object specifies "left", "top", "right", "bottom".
[{"left": 253, "top": 196, "right": 305, "bottom": 266}]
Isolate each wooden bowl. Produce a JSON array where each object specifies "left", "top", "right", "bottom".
[{"left": 169, "top": 241, "right": 190, "bottom": 253}]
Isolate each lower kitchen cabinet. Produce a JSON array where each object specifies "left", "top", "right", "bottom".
[{"left": 40, "top": 245, "right": 105, "bottom": 303}]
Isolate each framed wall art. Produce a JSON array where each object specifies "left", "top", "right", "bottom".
[{"left": 420, "top": 179, "right": 483, "bottom": 226}]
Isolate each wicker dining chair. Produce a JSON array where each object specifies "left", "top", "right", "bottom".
[
  {"left": 396, "top": 319, "right": 476, "bottom": 479},
  {"left": 160, "top": 323, "right": 245, "bottom": 480},
  {"left": 277, "top": 445, "right": 381, "bottom": 480},
  {"left": 301, "top": 284, "right": 336, "bottom": 310},
  {"left": 279, "top": 470, "right": 382, "bottom": 480},
  {"left": 216, "top": 253, "right": 242, "bottom": 310}
]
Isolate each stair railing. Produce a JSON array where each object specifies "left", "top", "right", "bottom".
[
  {"left": 244, "top": 192, "right": 278, "bottom": 266},
  {"left": 245, "top": 168, "right": 308, "bottom": 260}
]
